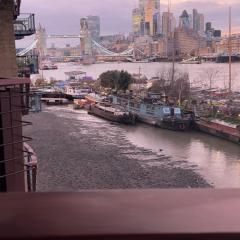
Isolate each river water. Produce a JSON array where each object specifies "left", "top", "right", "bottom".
[
  {"left": 36, "top": 62, "right": 240, "bottom": 188},
  {"left": 38, "top": 62, "right": 240, "bottom": 90}
]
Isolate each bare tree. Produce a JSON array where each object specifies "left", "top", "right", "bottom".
[
  {"left": 199, "top": 67, "right": 221, "bottom": 90},
  {"left": 151, "top": 67, "right": 190, "bottom": 105},
  {"left": 200, "top": 67, "right": 221, "bottom": 106}
]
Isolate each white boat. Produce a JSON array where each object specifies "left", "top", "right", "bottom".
[{"left": 65, "top": 85, "right": 91, "bottom": 99}]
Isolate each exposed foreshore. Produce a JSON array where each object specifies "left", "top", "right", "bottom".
[{"left": 24, "top": 106, "right": 210, "bottom": 191}]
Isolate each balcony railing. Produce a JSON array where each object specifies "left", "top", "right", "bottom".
[
  {"left": 14, "top": 13, "right": 36, "bottom": 40},
  {"left": 0, "top": 78, "right": 37, "bottom": 192}
]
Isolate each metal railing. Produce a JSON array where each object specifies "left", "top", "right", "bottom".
[
  {"left": 14, "top": 13, "right": 36, "bottom": 40},
  {"left": 0, "top": 78, "right": 36, "bottom": 192}
]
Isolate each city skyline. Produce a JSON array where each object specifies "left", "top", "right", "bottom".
[{"left": 17, "top": 0, "right": 240, "bottom": 48}]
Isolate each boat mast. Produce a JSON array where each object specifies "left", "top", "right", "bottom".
[
  {"left": 228, "top": 6, "right": 232, "bottom": 94},
  {"left": 168, "top": 0, "right": 175, "bottom": 89},
  {"left": 166, "top": 0, "right": 171, "bottom": 58}
]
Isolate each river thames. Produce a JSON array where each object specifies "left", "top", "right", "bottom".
[
  {"left": 28, "top": 62, "right": 240, "bottom": 190},
  {"left": 38, "top": 62, "right": 240, "bottom": 90}
]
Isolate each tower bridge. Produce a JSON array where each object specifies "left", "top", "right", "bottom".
[{"left": 18, "top": 18, "right": 147, "bottom": 62}]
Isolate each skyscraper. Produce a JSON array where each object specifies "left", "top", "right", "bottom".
[
  {"left": 143, "top": 0, "right": 160, "bottom": 36},
  {"left": 192, "top": 9, "right": 204, "bottom": 33},
  {"left": 144, "top": 0, "right": 155, "bottom": 36},
  {"left": 132, "top": 8, "right": 142, "bottom": 36},
  {"left": 199, "top": 14, "right": 205, "bottom": 33},
  {"left": 162, "top": 12, "right": 175, "bottom": 37},
  {"left": 133, "top": 0, "right": 160, "bottom": 36},
  {"left": 179, "top": 10, "right": 190, "bottom": 29},
  {"left": 86, "top": 15, "right": 100, "bottom": 41},
  {"left": 192, "top": 9, "right": 199, "bottom": 32}
]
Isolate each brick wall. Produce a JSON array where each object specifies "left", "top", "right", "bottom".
[{"left": 0, "top": 0, "right": 18, "bottom": 78}]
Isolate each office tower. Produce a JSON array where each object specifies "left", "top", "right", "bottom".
[
  {"left": 199, "top": 14, "right": 205, "bottom": 33},
  {"left": 189, "top": 14, "right": 193, "bottom": 29},
  {"left": 192, "top": 9, "right": 204, "bottom": 33},
  {"left": 153, "top": 10, "right": 161, "bottom": 35},
  {"left": 144, "top": 0, "right": 155, "bottom": 36},
  {"left": 139, "top": 0, "right": 146, "bottom": 11},
  {"left": 206, "top": 22, "right": 212, "bottom": 32},
  {"left": 192, "top": 9, "right": 199, "bottom": 32},
  {"left": 179, "top": 10, "right": 190, "bottom": 29},
  {"left": 137, "top": 0, "right": 160, "bottom": 36},
  {"left": 86, "top": 16, "right": 100, "bottom": 41},
  {"left": 132, "top": 8, "right": 142, "bottom": 36},
  {"left": 162, "top": 12, "right": 175, "bottom": 37}
]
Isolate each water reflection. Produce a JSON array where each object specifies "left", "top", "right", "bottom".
[{"left": 123, "top": 124, "right": 240, "bottom": 188}]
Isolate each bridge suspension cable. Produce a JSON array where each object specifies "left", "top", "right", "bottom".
[
  {"left": 92, "top": 40, "right": 134, "bottom": 56},
  {"left": 17, "top": 39, "right": 38, "bottom": 56}
]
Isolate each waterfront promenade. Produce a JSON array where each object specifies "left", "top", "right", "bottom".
[{"left": 24, "top": 106, "right": 210, "bottom": 191}]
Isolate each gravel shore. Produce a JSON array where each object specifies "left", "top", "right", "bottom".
[{"left": 24, "top": 106, "right": 211, "bottom": 191}]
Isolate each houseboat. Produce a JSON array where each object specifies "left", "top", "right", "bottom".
[
  {"left": 88, "top": 103, "right": 136, "bottom": 125},
  {"left": 112, "top": 96, "right": 192, "bottom": 131}
]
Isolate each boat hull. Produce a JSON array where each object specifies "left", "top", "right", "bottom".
[
  {"left": 195, "top": 120, "right": 240, "bottom": 145},
  {"left": 137, "top": 115, "right": 191, "bottom": 131},
  {"left": 88, "top": 105, "right": 135, "bottom": 125}
]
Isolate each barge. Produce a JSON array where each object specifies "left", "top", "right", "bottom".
[
  {"left": 196, "top": 118, "right": 240, "bottom": 144},
  {"left": 112, "top": 96, "right": 192, "bottom": 131},
  {"left": 88, "top": 103, "right": 136, "bottom": 125}
]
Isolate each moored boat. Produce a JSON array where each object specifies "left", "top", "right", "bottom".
[
  {"left": 111, "top": 96, "right": 192, "bottom": 131},
  {"left": 88, "top": 103, "right": 136, "bottom": 125},
  {"left": 195, "top": 118, "right": 240, "bottom": 144}
]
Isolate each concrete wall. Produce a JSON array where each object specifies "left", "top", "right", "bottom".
[{"left": 0, "top": 0, "right": 18, "bottom": 78}]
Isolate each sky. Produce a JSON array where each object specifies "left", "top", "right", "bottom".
[{"left": 18, "top": 0, "right": 240, "bottom": 47}]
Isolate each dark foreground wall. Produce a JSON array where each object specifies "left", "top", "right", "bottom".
[{"left": 0, "top": 0, "right": 17, "bottom": 78}]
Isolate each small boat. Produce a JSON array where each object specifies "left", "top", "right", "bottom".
[
  {"left": 179, "top": 57, "right": 202, "bottom": 65},
  {"left": 65, "top": 85, "right": 91, "bottom": 99},
  {"left": 88, "top": 103, "right": 136, "bottom": 125},
  {"left": 40, "top": 62, "right": 58, "bottom": 70}
]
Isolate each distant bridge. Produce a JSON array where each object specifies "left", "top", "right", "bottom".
[{"left": 18, "top": 33, "right": 147, "bottom": 61}]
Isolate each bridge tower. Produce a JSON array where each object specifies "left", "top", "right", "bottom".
[
  {"left": 36, "top": 24, "right": 47, "bottom": 62},
  {"left": 80, "top": 18, "right": 93, "bottom": 56}
]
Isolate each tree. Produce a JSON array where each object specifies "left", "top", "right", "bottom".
[
  {"left": 118, "top": 71, "right": 133, "bottom": 91},
  {"left": 99, "top": 70, "right": 133, "bottom": 91}
]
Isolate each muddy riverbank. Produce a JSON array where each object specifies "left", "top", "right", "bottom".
[{"left": 24, "top": 106, "right": 210, "bottom": 191}]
